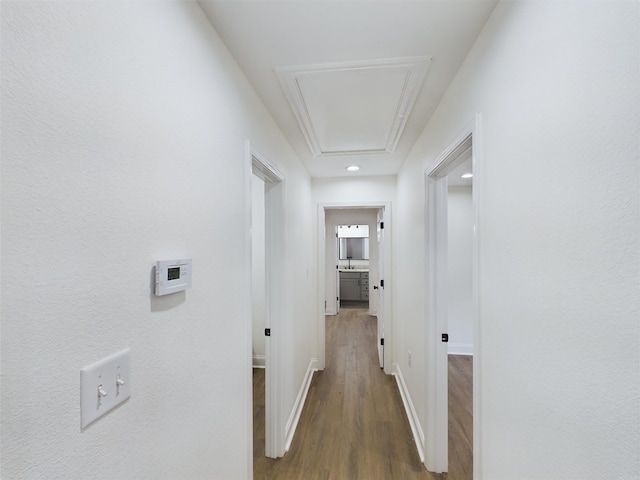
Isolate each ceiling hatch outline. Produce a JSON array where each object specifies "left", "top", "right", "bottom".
[{"left": 276, "top": 57, "right": 432, "bottom": 158}]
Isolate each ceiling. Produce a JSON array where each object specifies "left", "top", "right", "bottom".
[{"left": 199, "top": 0, "right": 497, "bottom": 178}]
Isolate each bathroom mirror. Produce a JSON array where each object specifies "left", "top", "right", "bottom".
[
  {"left": 338, "top": 224, "right": 369, "bottom": 260},
  {"left": 339, "top": 238, "right": 369, "bottom": 260}
]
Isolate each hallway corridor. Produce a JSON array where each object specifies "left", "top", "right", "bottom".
[{"left": 253, "top": 307, "right": 446, "bottom": 479}]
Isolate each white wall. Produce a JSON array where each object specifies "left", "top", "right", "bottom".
[
  {"left": 394, "top": 1, "right": 639, "bottom": 478},
  {"left": 252, "top": 175, "right": 266, "bottom": 366},
  {"left": 312, "top": 176, "right": 397, "bottom": 205},
  {"left": 0, "top": 2, "right": 314, "bottom": 479},
  {"left": 447, "top": 186, "right": 473, "bottom": 355}
]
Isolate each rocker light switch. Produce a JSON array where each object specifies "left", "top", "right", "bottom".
[{"left": 80, "top": 348, "right": 131, "bottom": 429}]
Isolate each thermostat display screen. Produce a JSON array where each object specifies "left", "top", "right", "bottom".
[{"left": 167, "top": 267, "right": 180, "bottom": 281}]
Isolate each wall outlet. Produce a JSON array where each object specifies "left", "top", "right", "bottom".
[
  {"left": 80, "top": 348, "right": 131, "bottom": 429},
  {"left": 408, "top": 349, "right": 412, "bottom": 367}
]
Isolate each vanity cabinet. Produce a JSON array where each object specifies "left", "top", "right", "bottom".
[
  {"left": 340, "top": 271, "right": 369, "bottom": 302},
  {"left": 360, "top": 272, "right": 369, "bottom": 300}
]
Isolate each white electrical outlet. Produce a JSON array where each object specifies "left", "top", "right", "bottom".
[
  {"left": 80, "top": 348, "right": 131, "bottom": 429},
  {"left": 408, "top": 350, "right": 412, "bottom": 367}
]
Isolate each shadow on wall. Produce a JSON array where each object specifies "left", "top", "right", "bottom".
[{"left": 149, "top": 266, "right": 186, "bottom": 312}]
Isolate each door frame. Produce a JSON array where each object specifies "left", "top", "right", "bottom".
[
  {"left": 334, "top": 226, "right": 340, "bottom": 315},
  {"left": 246, "top": 141, "right": 286, "bottom": 461},
  {"left": 424, "top": 114, "right": 482, "bottom": 474},
  {"left": 376, "top": 208, "right": 385, "bottom": 369},
  {"left": 316, "top": 202, "right": 392, "bottom": 374}
]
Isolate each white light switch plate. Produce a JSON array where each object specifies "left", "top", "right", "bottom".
[{"left": 81, "top": 348, "right": 131, "bottom": 429}]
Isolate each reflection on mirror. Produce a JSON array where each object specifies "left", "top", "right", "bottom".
[
  {"left": 338, "top": 225, "right": 369, "bottom": 260},
  {"left": 339, "top": 238, "right": 369, "bottom": 260}
]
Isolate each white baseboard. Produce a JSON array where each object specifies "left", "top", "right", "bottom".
[
  {"left": 252, "top": 355, "right": 265, "bottom": 368},
  {"left": 393, "top": 363, "right": 425, "bottom": 463},
  {"left": 285, "top": 357, "right": 318, "bottom": 451},
  {"left": 447, "top": 343, "right": 473, "bottom": 355}
]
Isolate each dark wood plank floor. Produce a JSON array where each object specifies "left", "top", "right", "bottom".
[
  {"left": 253, "top": 306, "right": 472, "bottom": 479},
  {"left": 448, "top": 355, "right": 473, "bottom": 480}
]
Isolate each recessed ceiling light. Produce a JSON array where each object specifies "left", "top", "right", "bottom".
[
  {"left": 461, "top": 172, "right": 473, "bottom": 179},
  {"left": 346, "top": 165, "right": 360, "bottom": 172}
]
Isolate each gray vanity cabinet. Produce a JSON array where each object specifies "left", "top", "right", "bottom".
[
  {"left": 339, "top": 271, "right": 369, "bottom": 301},
  {"left": 360, "top": 272, "right": 369, "bottom": 300}
]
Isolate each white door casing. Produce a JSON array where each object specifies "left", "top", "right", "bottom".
[
  {"left": 424, "top": 115, "right": 481, "bottom": 474},
  {"left": 335, "top": 226, "right": 340, "bottom": 314},
  {"left": 247, "top": 142, "right": 286, "bottom": 460},
  {"left": 376, "top": 208, "right": 385, "bottom": 369}
]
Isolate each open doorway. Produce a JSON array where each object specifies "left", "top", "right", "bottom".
[
  {"left": 337, "top": 224, "right": 370, "bottom": 309},
  {"left": 317, "top": 204, "right": 391, "bottom": 374},
  {"left": 445, "top": 155, "right": 474, "bottom": 480},
  {"left": 251, "top": 173, "right": 267, "bottom": 467},
  {"left": 424, "top": 115, "right": 480, "bottom": 476}
]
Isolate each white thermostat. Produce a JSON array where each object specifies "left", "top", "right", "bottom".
[{"left": 155, "top": 259, "right": 192, "bottom": 296}]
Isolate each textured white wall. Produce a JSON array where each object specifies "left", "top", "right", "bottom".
[
  {"left": 395, "top": 1, "right": 639, "bottom": 478},
  {"left": 312, "top": 176, "right": 397, "bottom": 205},
  {"left": 0, "top": 2, "right": 313, "bottom": 479},
  {"left": 447, "top": 186, "right": 473, "bottom": 355},
  {"left": 282, "top": 167, "right": 315, "bottom": 433},
  {"left": 251, "top": 176, "right": 266, "bottom": 364}
]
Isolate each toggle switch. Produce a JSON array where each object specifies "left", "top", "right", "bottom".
[
  {"left": 116, "top": 376, "right": 125, "bottom": 396},
  {"left": 81, "top": 349, "right": 131, "bottom": 429}
]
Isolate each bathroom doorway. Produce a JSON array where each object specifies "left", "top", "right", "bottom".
[{"left": 337, "top": 224, "right": 370, "bottom": 309}]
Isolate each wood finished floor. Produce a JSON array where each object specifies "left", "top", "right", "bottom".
[
  {"left": 448, "top": 355, "right": 473, "bottom": 480},
  {"left": 253, "top": 307, "right": 472, "bottom": 479}
]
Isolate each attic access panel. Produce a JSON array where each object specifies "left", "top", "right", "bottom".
[{"left": 276, "top": 57, "right": 431, "bottom": 157}]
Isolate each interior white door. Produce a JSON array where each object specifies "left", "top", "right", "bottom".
[
  {"left": 376, "top": 208, "right": 385, "bottom": 369},
  {"left": 335, "top": 226, "right": 340, "bottom": 314}
]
